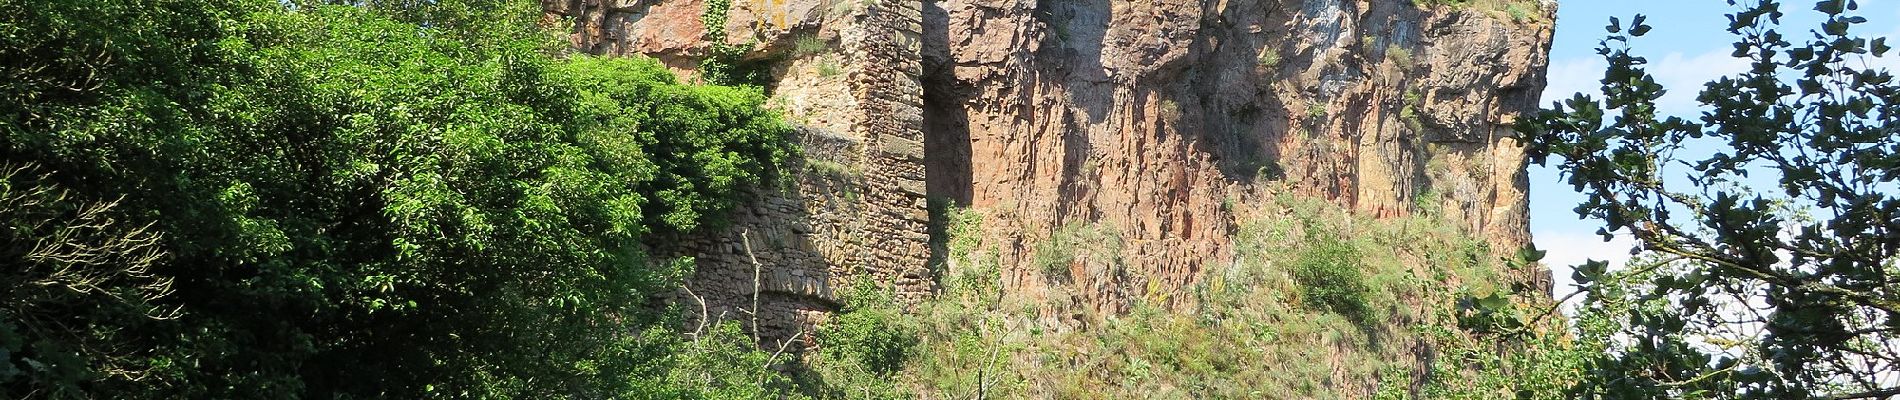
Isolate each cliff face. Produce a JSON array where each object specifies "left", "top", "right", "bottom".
[
  {"left": 922, "top": 0, "right": 1552, "bottom": 312},
  {"left": 542, "top": 0, "right": 1552, "bottom": 332}
]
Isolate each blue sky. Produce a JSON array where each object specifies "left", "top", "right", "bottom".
[{"left": 1531, "top": 0, "right": 1900, "bottom": 280}]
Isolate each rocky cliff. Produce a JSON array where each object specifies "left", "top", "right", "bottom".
[{"left": 542, "top": 0, "right": 1553, "bottom": 337}]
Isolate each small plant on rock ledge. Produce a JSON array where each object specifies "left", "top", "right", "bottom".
[
  {"left": 791, "top": 33, "right": 829, "bottom": 58},
  {"left": 1032, "top": 222, "right": 1123, "bottom": 282},
  {"left": 804, "top": 159, "right": 859, "bottom": 177},
  {"left": 816, "top": 59, "right": 843, "bottom": 78},
  {"left": 1258, "top": 48, "right": 1282, "bottom": 68},
  {"left": 1032, "top": 233, "right": 1078, "bottom": 280},
  {"left": 1305, "top": 101, "right": 1329, "bottom": 122},
  {"left": 1385, "top": 44, "right": 1413, "bottom": 67},
  {"left": 1400, "top": 89, "right": 1425, "bottom": 132},
  {"left": 1410, "top": 0, "right": 1545, "bottom": 24}
]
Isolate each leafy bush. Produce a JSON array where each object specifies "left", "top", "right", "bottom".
[
  {"left": 1524, "top": 2, "right": 1900, "bottom": 396},
  {"left": 648, "top": 322, "right": 806, "bottom": 400},
  {"left": 696, "top": 0, "right": 769, "bottom": 86},
  {"left": 1290, "top": 236, "right": 1372, "bottom": 324},
  {"left": 821, "top": 283, "right": 916, "bottom": 377},
  {"left": 805, "top": 283, "right": 916, "bottom": 399},
  {"left": 1031, "top": 235, "right": 1077, "bottom": 280}
]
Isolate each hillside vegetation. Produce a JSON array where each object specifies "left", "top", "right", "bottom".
[{"left": 878, "top": 187, "right": 1580, "bottom": 398}]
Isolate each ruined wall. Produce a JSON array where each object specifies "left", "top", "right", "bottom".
[
  {"left": 543, "top": 0, "right": 1554, "bottom": 335},
  {"left": 543, "top": 0, "right": 932, "bottom": 342}
]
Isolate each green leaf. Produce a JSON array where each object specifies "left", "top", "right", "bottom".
[
  {"left": 1816, "top": 0, "right": 1846, "bottom": 15},
  {"left": 1474, "top": 293, "right": 1511, "bottom": 310}
]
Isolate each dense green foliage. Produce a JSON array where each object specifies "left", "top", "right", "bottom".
[
  {"left": 0, "top": 0, "right": 808, "bottom": 397},
  {"left": 0, "top": 166, "right": 176, "bottom": 398},
  {"left": 1523, "top": 0, "right": 1900, "bottom": 397},
  {"left": 798, "top": 283, "right": 916, "bottom": 400}
]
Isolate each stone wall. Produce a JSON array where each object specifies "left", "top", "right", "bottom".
[
  {"left": 544, "top": 0, "right": 931, "bottom": 343},
  {"left": 847, "top": 0, "right": 933, "bottom": 305}
]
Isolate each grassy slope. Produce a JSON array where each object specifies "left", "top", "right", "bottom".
[{"left": 892, "top": 186, "right": 1582, "bottom": 399}]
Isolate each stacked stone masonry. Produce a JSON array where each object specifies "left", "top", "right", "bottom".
[{"left": 544, "top": 0, "right": 933, "bottom": 344}]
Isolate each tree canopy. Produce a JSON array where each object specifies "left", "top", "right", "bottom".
[
  {"left": 1, "top": 0, "right": 802, "bottom": 397},
  {"left": 1522, "top": 0, "right": 1900, "bottom": 397}
]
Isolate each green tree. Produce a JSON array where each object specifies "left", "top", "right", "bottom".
[
  {"left": 1521, "top": 0, "right": 1900, "bottom": 397},
  {"left": 2, "top": 0, "right": 797, "bottom": 397}
]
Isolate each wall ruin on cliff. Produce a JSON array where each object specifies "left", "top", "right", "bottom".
[
  {"left": 546, "top": 0, "right": 933, "bottom": 343},
  {"left": 542, "top": 0, "right": 1554, "bottom": 339}
]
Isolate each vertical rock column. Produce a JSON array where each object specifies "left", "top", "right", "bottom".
[{"left": 845, "top": 0, "right": 934, "bottom": 303}]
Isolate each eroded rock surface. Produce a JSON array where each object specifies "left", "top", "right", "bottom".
[
  {"left": 543, "top": 0, "right": 1553, "bottom": 331},
  {"left": 921, "top": 0, "right": 1552, "bottom": 313}
]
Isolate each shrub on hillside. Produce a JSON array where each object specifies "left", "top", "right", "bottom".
[
  {"left": 1291, "top": 237, "right": 1372, "bottom": 324},
  {"left": 808, "top": 282, "right": 916, "bottom": 399}
]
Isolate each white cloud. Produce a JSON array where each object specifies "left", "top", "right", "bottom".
[
  {"left": 1535, "top": 230, "right": 1636, "bottom": 312},
  {"left": 1646, "top": 50, "right": 1753, "bottom": 116},
  {"left": 1539, "top": 49, "right": 1752, "bottom": 118},
  {"left": 1539, "top": 57, "right": 1604, "bottom": 107}
]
